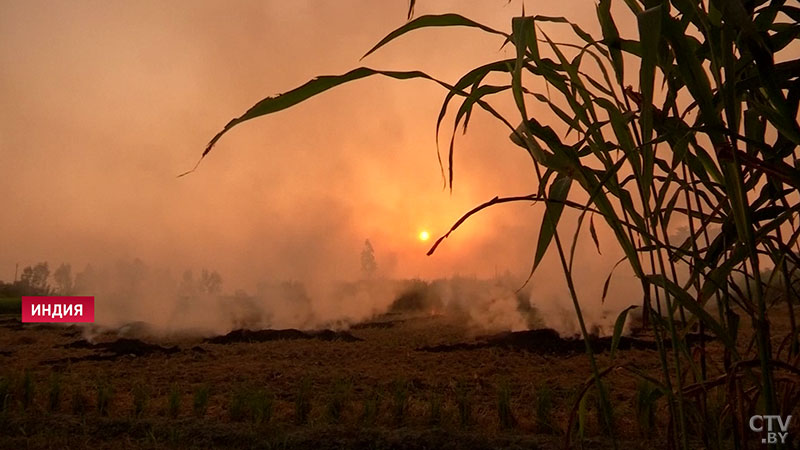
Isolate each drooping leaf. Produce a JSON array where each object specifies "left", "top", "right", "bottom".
[
  {"left": 533, "top": 174, "right": 573, "bottom": 271},
  {"left": 187, "top": 68, "right": 464, "bottom": 175},
  {"left": 610, "top": 305, "right": 638, "bottom": 359},
  {"left": 602, "top": 257, "right": 628, "bottom": 304},
  {"left": 589, "top": 214, "right": 601, "bottom": 255},
  {"left": 363, "top": 14, "right": 508, "bottom": 60}
]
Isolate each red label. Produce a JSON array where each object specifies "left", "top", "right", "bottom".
[{"left": 21, "top": 296, "right": 95, "bottom": 323}]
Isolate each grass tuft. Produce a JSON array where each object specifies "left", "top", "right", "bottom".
[
  {"left": 326, "top": 378, "right": 351, "bottom": 424},
  {"left": 535, "top": 384, "right": 554, "bottom": 434},
  {"left": 229, "top": 385, "right": 248, "bottom": 422},
  {"left": 497, "top": 379, "right": 515, "bottom": 429},
  {"left": 294, "top": 378, "right": 312, "bottom": 425},
  {"left": 250, "top": 387, "right": 274, "bottom": 425}
]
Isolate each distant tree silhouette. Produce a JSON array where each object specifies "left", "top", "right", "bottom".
[
  {"left": 178, "top": 268, "right": 223, "bottom": 297},
  {"left": 19, "top": 262, "right": 51, "bottom": 295},
  {"left": 179, "top": 270, "right": 196, "bottom": 298},
  {"left": 200, "top": 269, "right": 222, "bottom": 295},
  {"left": 73, "top": 264, "right": 96, "bottom": 294},
  {"left": 53, "top": 263, "right": 73, "bottom": 295},
  {"left": 360, "top": 239, "right": 377, "bottom": 279}
]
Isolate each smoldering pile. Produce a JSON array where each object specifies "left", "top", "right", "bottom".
[{"left": 203, "top": 328, "right": 362, "bottom": 344}]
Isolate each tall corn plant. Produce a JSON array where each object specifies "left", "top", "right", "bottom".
[{"left": 191, "top": 0, "right": 800, "bottom": 448}]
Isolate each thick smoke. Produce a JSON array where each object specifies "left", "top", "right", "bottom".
[
  {"left": 65, "top": 258, "right": 537, "bottom": 337},
  {"left": 1, "top": 1, "right": 645, "bottom": 340},
  {"left": 42, "top": 254, "right": 637, "bottom": 340}
]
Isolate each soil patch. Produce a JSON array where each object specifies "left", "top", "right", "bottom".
[
  {"left": 0, "top": 318, "right": 24, "bottom": 331},
  {"left": 44, "top": 338, "right": 180, "bottom": 364}
]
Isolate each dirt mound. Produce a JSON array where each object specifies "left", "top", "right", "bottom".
[
  {"left": 418, "top": 328, "right": 712, "bottom": 355},
  {"left": 204, "top": 328, "right": 363, "bottom": 344},
  {"left": 46, "top": 338, "right": 180, "bottom": 364}
]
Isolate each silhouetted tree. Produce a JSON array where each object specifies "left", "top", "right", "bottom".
[
  {"left": 19, "top": 262, "right": 50, "bottom": 295},
  {"left": 178, "top": 270, "right": 196, "bottom": 298},
  {"left": 73, "top": 264, "right": 96, "bottom": 294},
  {"left": 361, "top": 239, "right": 377, "bottom": 279},
  {"left": 53, "top": 263, "right": 73, "bottom": 295},
  {"left": 200, "top": 269, "right": 222, "bottom": 295}
]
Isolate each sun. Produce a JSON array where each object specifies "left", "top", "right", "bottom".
[{"left": 418, "top": 230, "right": 430, "bottom": 241}]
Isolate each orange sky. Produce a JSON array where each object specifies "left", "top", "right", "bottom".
[{"left": 0, "top": 0, "right": 641, "bottom": 306}]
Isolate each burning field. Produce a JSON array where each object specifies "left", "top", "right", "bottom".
[
  {"left": 0, "top": 313, "right": 640, "bottom": 449},
  {"left": 4, "top": 1, "right": 800, "bottom": 448},
  {"left": 2, "top": 295, "right": 796, "bottom": 450}
]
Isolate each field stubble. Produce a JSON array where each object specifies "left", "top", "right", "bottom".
[{"left": 1, "top": 309, "right": 796, "bottom": 449}]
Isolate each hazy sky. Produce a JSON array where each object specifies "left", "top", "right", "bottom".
[{"left": 1, "top": 0, "right": 639, "bottom": 306}]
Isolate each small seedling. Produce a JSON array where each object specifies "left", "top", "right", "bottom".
[
  {"left": 96, "top": 379, "right": 113, "bottom": 417},
  {"left": 71, "top": 385, "right": 88, "bottom": 416},
  {"left": 456, "top": 379, "right": 471, "bottom": 428},
  {"left": 193, "top": 384, "right": 209, "bottom": 418},
  {"left": 48, "top": 373, "right": 62, "bottom": 413},
  {"left": 132, "top": 382, "right": 148, "bottom": 418},
  {"left": 635, "top": 379, "right": 662, "bottom": 436},
  {"left": 250, "top": 388, "right": 274, "bottom": 425},
  {"left": 360, "top": 388, "right": 381, "bottom": 426},
  {"left": 294, "top": 378, "right": 312, "bottom": 425},
  {"left": 0, "top": 376, "right": 11, "bottom": 414},
  {"left": 22, "top": 370, "right": 34, "bottom": 412},
  {"left": 592, "top": 388, "right": 615, "bottom": 436},
  {"left": 392, "top": 380, "right": 409, "bottom": 425},
  {"left": 167, "top": 384, "right": 181, "bottom": 419},
  {"left": 326, "top": 378, "right": 351, "bottom": 424},
  {"left": 535, "top": 384, "right": 554, "bottom": 433},
  {"left": 428, "top": 392, "right": 442, "bottom": 426},
  {"left": 229, "top": 386, "right": 248, "bottom": 422}
]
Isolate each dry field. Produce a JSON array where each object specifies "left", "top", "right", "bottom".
[{"left": 0, "top": 309, "right": 798, "bottom": 449}]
